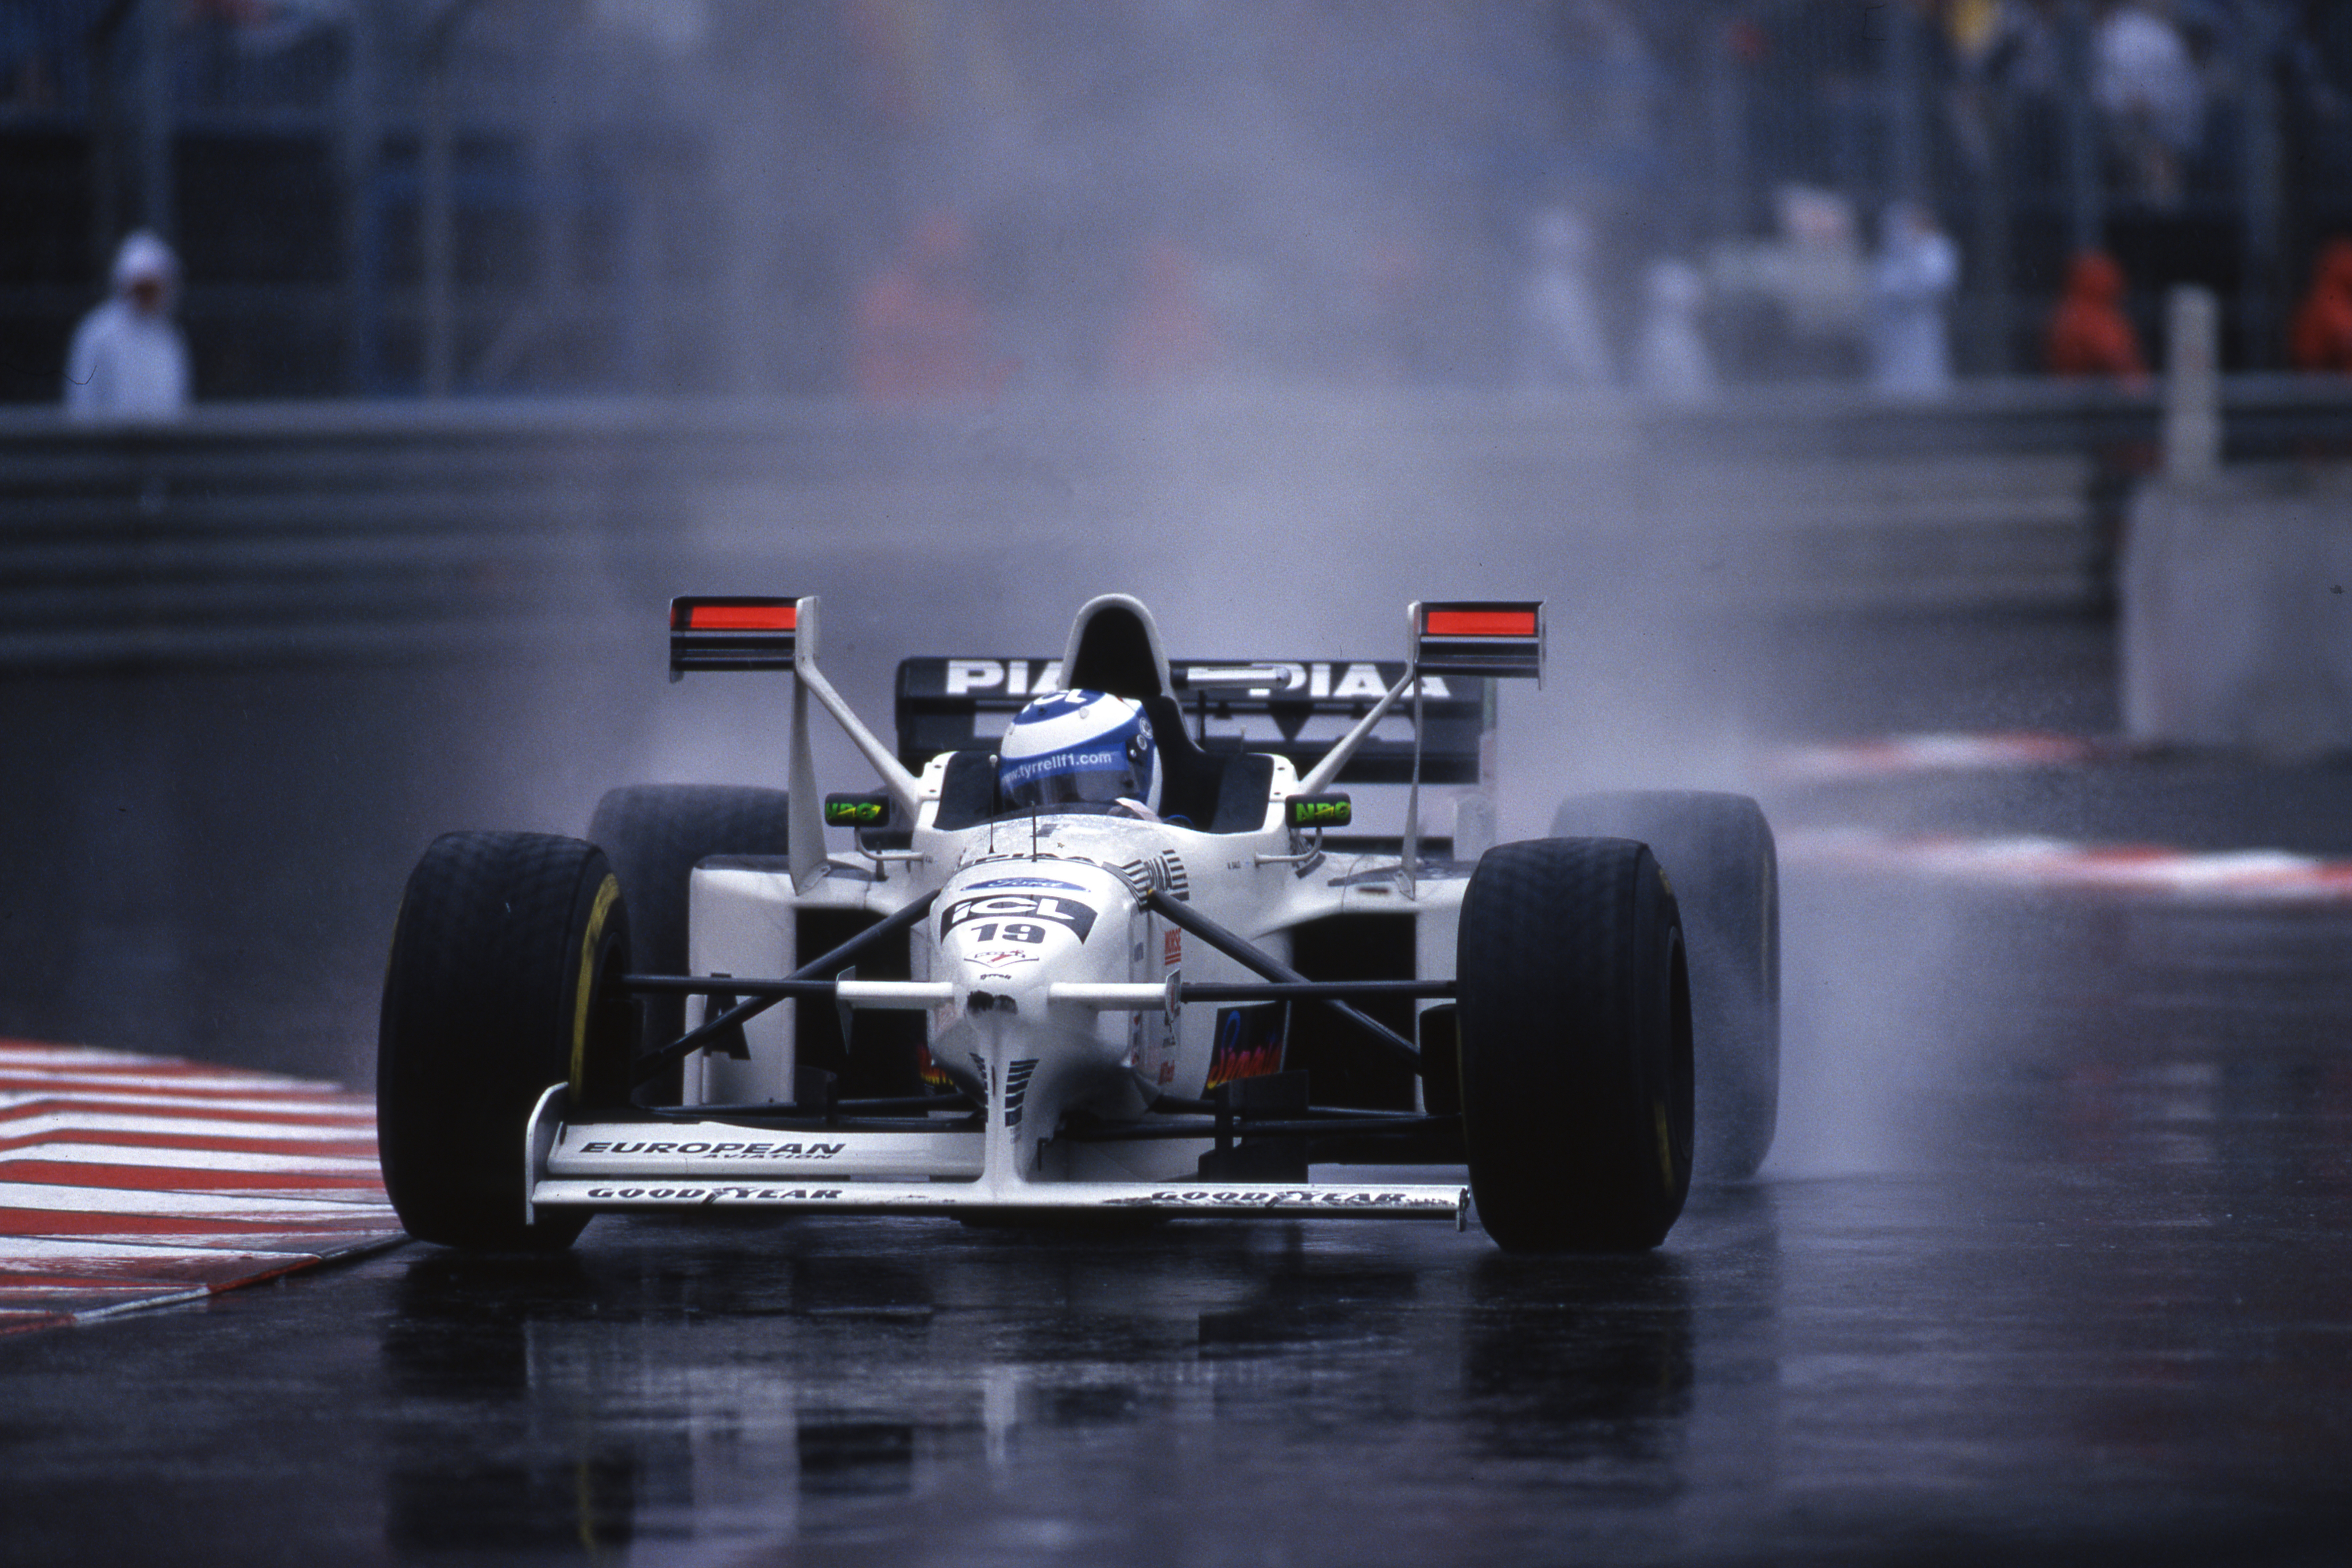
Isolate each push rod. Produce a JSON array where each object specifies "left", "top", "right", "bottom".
[
  {"left": 630, "top": 991, "right": 780, "bottom": 1087},
  {"left": 638, "top": 1095, "right": 976, "bottom": 1117},
  {"left": 630, "top": 1113, "right": 972, "bottom": 1134},
  {"left": 621, "top": 976, "right": 840, "bottom": 997},
  {"left": 1140, "top": 889, "right": 1422, "bottom": 1072},
  {"left": 628, "top": 892, "right": 939, "bottom": 1087},
  {"left": 625, "top": 976, "right": 1453, "bottom": 1006},
  {"left": 1147, "top": 1096, "right": 1427, "bottom": 1119},
  {"left": 1179, "top": 980, "right": 1455, "bottom": 1003},
  {"left": 1063, "top": 1114, "right": 1459, "bottom": 1143}
]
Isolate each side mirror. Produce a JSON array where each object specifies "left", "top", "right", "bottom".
[
  {"left": 1285, "top": 794, "right": 1352, "bottom": 830},
  {"left": 824, "top": 793, "right": 892, "bottom": 830}
]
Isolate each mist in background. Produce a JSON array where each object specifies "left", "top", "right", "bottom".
[
  {"left": 0, "top": 2, "right": 2156, "bottom": 1186},
  {"left": 352, "top": 1, "right": 1791, "bottom": 818}
]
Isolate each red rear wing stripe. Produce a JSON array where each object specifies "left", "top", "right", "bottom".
[
  {"left": 682, "top": 603, "right": 797, "bottom": 631},
  {"left": 1424, "top": 609, "right": 1537, "bottom": 638}
]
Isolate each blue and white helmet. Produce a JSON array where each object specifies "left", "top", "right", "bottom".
[{"left": 998, "top": 690, "right": 1160, "bottom": 815}]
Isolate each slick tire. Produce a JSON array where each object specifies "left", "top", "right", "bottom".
[
  {"left": 1457, "top": 837, "right": 1694, "bottom": 1253},
  {"left": 586, "top": 785, "right": 790, "bottom": 1098},
  {"left": 1550, "top": 791, "right": 1779, "bottom": 1182},
  {"left": 377, "top": 832, "right": 631, "bottom": 1251}
]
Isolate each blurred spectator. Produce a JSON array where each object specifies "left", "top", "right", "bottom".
[
  {"left": 1631, "top": 259, "right": 1715, "bottom": 404},
  {"left": 1108, "top": 238, "right": 1223, "bottom": 389},
  {"left": 1949, "top": 0, "right": 2049, "bottom": 72},
  {"left": 2047, "top": 250, "right": 2149, "bottom": 386},
  {"left": 1952, "top": 0, "right": 2067, "bottom": 97},
  {"left": 1516, "top": 206, "right": 1613, "bottom": 389},
  {"left": 851, "top": 212, "right": 1010, "bottom": 404},
  {"left": 1870, "top": 202, "right": 1959, "bottom": 398},
  {"left": 1706, "top": 185, "right": 1871, "bottom": 381},
  {"left": 2094, "top": 1, "right": 2206, "bottom": 206},
  {"left": 2289, "top": 238, "right": 2352, "bottom": 372},
  {"left": 1772, "top": 186, "right": 1868, "bottom": 378},
  {"left": 64, "top": 232, "right": 191, "bottom": 421}
]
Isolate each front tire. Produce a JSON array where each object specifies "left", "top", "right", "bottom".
[
  {"left": 377, "top": 832, "right": 631, "bottom": 1251},
  {"left": 1551, "top": 791, "right": 1779, "bottom": 1181},
  {"left": 1457, "top": 837, "right": 1694, "bottom": 1253}
]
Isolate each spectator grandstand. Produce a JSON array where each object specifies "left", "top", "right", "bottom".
[{"left": 3, "top": 1, "right": 2349, "bottom": 401}]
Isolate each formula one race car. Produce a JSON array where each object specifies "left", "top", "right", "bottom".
[{"left": 377, "top": 595, "right": 1778, "bottom": 1255}]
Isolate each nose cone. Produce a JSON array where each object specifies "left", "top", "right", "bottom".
[
  {"left": 936, "top": 864, "right": 1133, "bottom": 981},
  {"left": 931, "top": 851, "right": 1134, "bottom": 1011},
  {"left": 930, "top": 860, "right": 1141, "bottom": 1086}
]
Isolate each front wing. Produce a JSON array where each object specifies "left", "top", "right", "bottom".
[
  {"left": 526, "top": 1096, "right": 1469, "bottom": 1227},
  {"left": 531, "top": 1176, "right": 1468, "bottom": 1222}
]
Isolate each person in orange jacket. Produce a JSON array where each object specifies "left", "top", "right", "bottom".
[
  {"left": 2047, "top": 250, "right": 2148, "bottom": 388},
  {"left": 851, "top": 212, "right": 1013, "bottom": 404},
  {"left": 2289, "top": 239, "right": 2352, "bottom": 372}
]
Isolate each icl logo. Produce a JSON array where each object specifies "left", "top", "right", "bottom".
[{"left": 942, "top": 892, "right": 1099, "bottom": 943}]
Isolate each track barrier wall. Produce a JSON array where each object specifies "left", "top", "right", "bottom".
[{"left": 7, "top": 380, "right": 2349, "bottom": 671}]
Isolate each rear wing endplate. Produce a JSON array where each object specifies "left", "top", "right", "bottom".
[
  {"left": 1413, "top": 601, "right": 1543, "bottom": 681},
  {"left": 670, "top": 596, "right": 799, "bottom": 676}
]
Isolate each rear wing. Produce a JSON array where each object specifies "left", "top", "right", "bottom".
[
  {"left": 896, "top": 658, "right": 1490, "bottom": 785},
  {"left": 667, "top": 595, "right": 1540, "bottom": 885}
]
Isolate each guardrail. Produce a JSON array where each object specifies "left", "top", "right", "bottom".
[{"left": 3, "top": 381, "right": 2348, "bottom": 670}]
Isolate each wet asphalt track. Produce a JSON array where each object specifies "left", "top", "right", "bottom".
[
  {"left": 5, "top": 871, "right": 2350, "bottom": 1567},
  {"left": 6, "top": 610, "right": 2352, "bottom": 1563}
]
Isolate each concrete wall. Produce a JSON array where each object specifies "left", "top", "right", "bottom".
[
  {"left": 0, "top": 383, "right": 2184, "bottom": 677},
  {"left": 2124, "top": 466, "right": 2352, "bottom": 754}
]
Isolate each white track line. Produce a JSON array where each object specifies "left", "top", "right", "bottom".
[
  {"left": 0, "top": 1182, "right": 393, "bottom": 1222},
  {"left": 2, "top": 1144, "right": 380, "bottom": 1174},
  {"left": 0, "top": 1235, "right": 318, "bottom": 1273},
  {"left": 0, "top": 1109, "right": 380, "bottom": 1144},
  {"left": 0, "top": 1089, "right": 375, "bottom": 1117},
  {"left": 1765, "top": 731, "right": 2106, "bottom": 783},
  {"left": 1782, "top": 827, "right": 2352, "bottom": 901}
]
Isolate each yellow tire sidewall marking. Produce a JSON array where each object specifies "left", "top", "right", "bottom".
[{"left": 571, "top": 874, "right": 622, "bottom": 1093}]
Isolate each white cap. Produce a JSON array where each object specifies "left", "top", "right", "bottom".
[{"left": 112, "top": 231, "right": 179, "bottom": 293}]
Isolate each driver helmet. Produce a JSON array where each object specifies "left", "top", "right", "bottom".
[{"left": 997, "top": 689, "right": 1160, "bottom": 815}]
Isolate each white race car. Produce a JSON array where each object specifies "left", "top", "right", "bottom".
[{"left": 377, "top": 595, "right": 1778, "bottom": 1254}]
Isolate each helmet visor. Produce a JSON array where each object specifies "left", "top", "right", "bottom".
[{"left": 1001, "top": 743, "right": 1140, "bottom": 809}]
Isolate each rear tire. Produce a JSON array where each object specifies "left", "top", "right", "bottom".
[
  {"left": 377, "top": 832, "right": 631, "bottom": 1251},
  {"left": 1550, "top": 791, "right": 1779, "bottom": 1181},
  {"left": 586, "top": 785, "right": 790, "bottom": 1094},
  {"left": 1457, "top": 837, "right": 1693, "bottom": 1252}
]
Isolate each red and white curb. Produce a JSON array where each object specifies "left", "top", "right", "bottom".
[
  {"left": 1, "top": 1041, "right": 403, "bottom": 1335},
  {"left": 1783, "top": 827, "right": 2352, "bottom": 902},
  {"left": 1765, "top": 732, "right": 2109, "bottom": 785}
]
